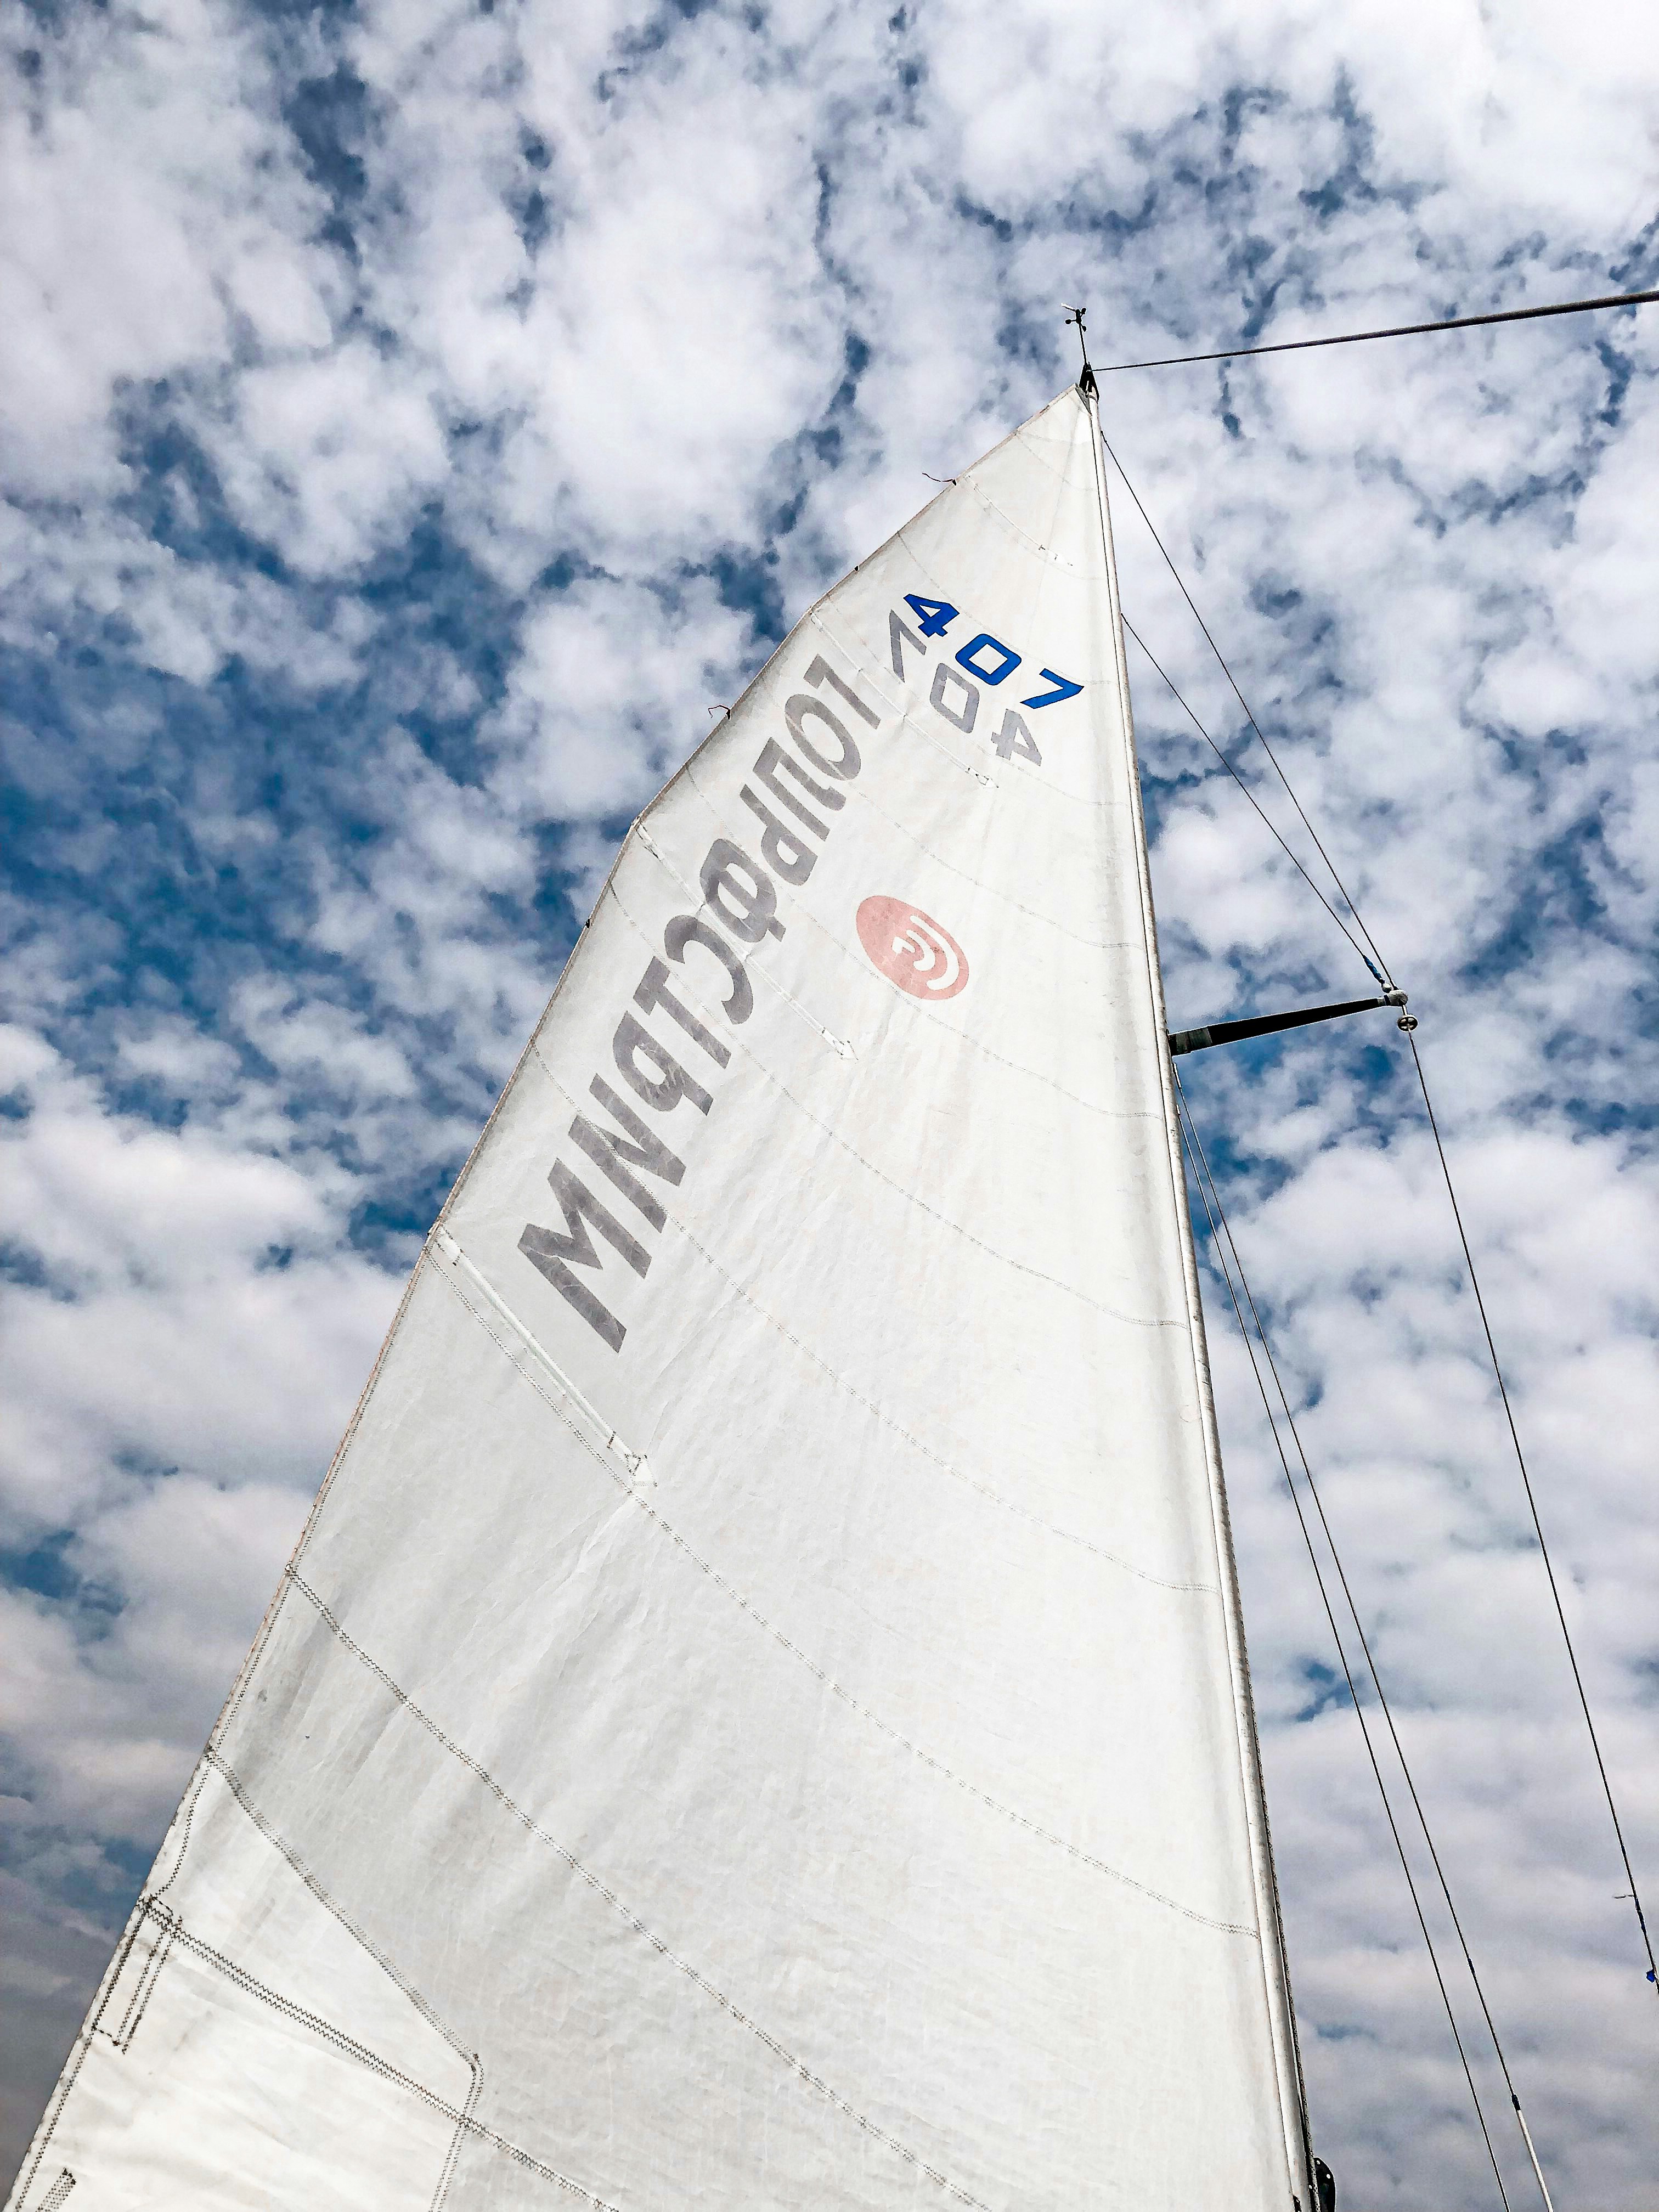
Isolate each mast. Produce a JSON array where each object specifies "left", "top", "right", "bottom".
[{"left": 1079, "top": 362, "right": 1317, "bottom": 2203}]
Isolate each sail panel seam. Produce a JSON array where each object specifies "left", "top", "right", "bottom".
[
  {"left": 478, "top": 1064, "right": 1216, "bottom": 1592},
  {"left": 592, "top": 865, "right": 1186, "bottom": 1329},
  {"left": 631, "top": 819, "right": 857, "bottom": 1060},
  {"left": 414, "top": 1254, "right": 1257, "bottom": 1932},
  {"left": 601, "top": 886, "right": 1184, "bottom": 1329},
  {"left": 199, "top": 1750, "right": 488, "bottom": 2212},
  {"left": 698, "top": 646, "right": 1137, "bottom": 938},
  {"left": 200, "top": 1748, "right": 480, "bottom": 2068},
  {"left": 810, "top": 625, "right": 990, "bottom": 787},
  {"left": 655, "top": 1208, "right": 1212, "bottom": 1588},
  {"left": 281, "top": 1568, "right": 1005, "bottom": 2212},
  {"left": 609, "top": 859, "right": 1158, "bottom": 1142},
  {"left": 433, "top": 1225, "right": 647, "bottom": 1480},
  {"left": 806, "top": 753, "right": 1129, "bottom": 936},
  {"left": 952, "top": 475, "right": 1099, "bottom": 575},
  {"left": 123, "top": 1909, "right": 605, "bottom": 2208}
]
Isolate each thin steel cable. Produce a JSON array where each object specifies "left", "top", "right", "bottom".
[
  {"left": 1173, "top": 1074, "right": 1514, "bottom": 2208},
  {"left": 1105, "top": 346, "right": 1652, "bottom": 2001},
  {"left": 1406, "top": 1030, "right": 1658, "bottom": 1995},
  {"left": 1098, "top": 285, "right": 1659, "bottom": 374},
  {"left": 1121, "top": 616, "right": 1378, "bottom": 981},
  {"left": 1102, "top": 433, "right": 1393, "bottom": 986},
  {"left": 1179, "top": 1072, "right": 1555, "bottom": 2200}
]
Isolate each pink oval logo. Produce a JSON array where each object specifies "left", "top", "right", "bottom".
[{"left": 855, "top": 896, "right": 970, "bottom": 1000}]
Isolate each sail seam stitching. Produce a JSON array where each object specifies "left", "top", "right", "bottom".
[
  {"left": 849, "top": 758, "right": 1127, "bottom": 919},
  {"left": 7, "top": 1769, "right": 230, "bottom": 2211},
  {"left": 628, "top": 802, "right": 1153, "bottom": 1116},
  {"left": 196, "top": 1750, "right": 489, "bottom": 2212},
  {"left": 419, "top": 1257, "right": 1253, "bottom": 1932},
  {"left": 635, "top": 815, "right": 855, "bottom": 1058},
  {"left": 659, "top": 1210, "right": 1213, "bottom": 1586},
  {"left": 434, "top": 1226, "right": 641, "bottom": 1475},
  {"left": 515, "top": 1047, "right": 1214, "bottom": 1590},
  {"left": 803, "top": 612, "right": 994, "bottom": 786},
  {"left": 283, "top": 1570, "right": 1002, "bottom": 2210},
  {"left": 129, "top": 1910, "right": 609, "bottom": 2207},
  {"left": 201, "top": 1748, "right": 480, "bottom": 2067},
  {"left": 613, "top": 860, "right": 1156, "bottom": 1128},
  {"left": 597, "top": 881, "right": 1182, "bottom": 1328}
]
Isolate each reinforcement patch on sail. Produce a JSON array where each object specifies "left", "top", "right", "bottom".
[{"left": 11, "top": 388, "right": 1300, "bottom": 2212}]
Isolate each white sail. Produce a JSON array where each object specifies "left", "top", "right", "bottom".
[{"left": 12, "top": 387, "right": 1312, "bottom": 2212}]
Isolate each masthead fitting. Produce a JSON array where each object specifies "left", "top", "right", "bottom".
[{"left": 1062, "top": 303, "right": 1095, "bottom": 393}]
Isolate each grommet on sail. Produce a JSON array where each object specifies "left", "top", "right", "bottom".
[{"left": 10, "top": 387, "right": 1318, "bottom": 2210}]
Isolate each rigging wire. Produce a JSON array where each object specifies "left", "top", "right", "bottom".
[
  {"left": 1098, "top": 284, "right": 1659, "bottom": 374},
  {"left": 1096, "top": 348, "right": 1655, "bottom": 2008},
  {"left": 1176, "top": 1070, "right": 1558, "bottom": 2209},
  {"left": 1121, "top": 617, "right": 1380, "bottom": 983},
  {"left": 1105, "top": 413, "right": 1656, "bottom": 2004},
  {"left": 1172, "top": 1072, "right": 1515, "bottom": 2210},
  {"left": 1404, "top": 1031, "right": 1659, "bottom": 1999},
  {"left": 1102, "top": 433, "right": 1393, "bottom": 988}
]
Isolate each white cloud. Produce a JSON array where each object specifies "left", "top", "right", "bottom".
[
  {"left": 0, "top": 0, "right": 337, "bottom": 495},
  {"left": 4, "top": 0, "right": 1658, "bottom": 2199},
  {"left": 497, "top": 574, "right": 757, "bottom": 820},
  {"left": 204, "top": 341, "right": 452, "bottom": 577}
]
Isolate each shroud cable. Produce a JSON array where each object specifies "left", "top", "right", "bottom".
[
  {"left": 1405, "top": 1032, "right": 1658, "bottom": 1999},
  {"left": 1111, "top": 410, "right": 1655, "bottom": 2009},
  {"left": 1177, "top": 1071, "right": 1560, "bottom": 2207},
  {"left": 1173, "top": 1073, "right": 1515, "bottom": 2209},
  {"left": 1102, "top": 434, "right": 1394, "bottom": 987}
]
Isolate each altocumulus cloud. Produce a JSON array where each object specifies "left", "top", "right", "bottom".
[{"left": 3, "top": 0, "right": 1658, "bottom": 2202}]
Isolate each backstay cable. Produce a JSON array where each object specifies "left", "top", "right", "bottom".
[{"left": 1173, "top": 1073, "right": 1515, "bottom": 2209}]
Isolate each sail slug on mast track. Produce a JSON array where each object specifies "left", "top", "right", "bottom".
[{"left": 10, "top": 387, "right": 1322, "bottom": 2211}]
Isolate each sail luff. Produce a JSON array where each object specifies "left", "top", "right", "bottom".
[{"left": 1079, "top": 380, "right": 1316, "bottom": 2203}]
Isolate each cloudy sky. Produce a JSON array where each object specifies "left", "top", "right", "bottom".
[{"left": 3, "top": 0, "right": 1658, "bottom": 2201}]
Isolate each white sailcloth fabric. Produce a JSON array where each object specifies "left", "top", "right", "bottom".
[{"left": 12, "top": 388, "right": 1312, "bottom": 2212}]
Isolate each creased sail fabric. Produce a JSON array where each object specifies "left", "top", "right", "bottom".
[{"left": 13, "top": 389, "right": 1310, "bottom": 2212}]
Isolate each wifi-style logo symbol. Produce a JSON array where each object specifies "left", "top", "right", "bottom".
[{"left": 855, "top": 896, "right": 970, "bottom": 1000}]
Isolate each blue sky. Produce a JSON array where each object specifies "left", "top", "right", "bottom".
[{"left": 4, "top": 0, "right": 1658, "bottom": 2201}]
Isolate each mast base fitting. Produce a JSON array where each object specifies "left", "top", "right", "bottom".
[{"left": 1396, "top": 1014, "right": 1418, "bottom": 1032}]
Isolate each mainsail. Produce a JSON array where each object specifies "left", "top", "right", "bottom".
[{"left": 13, "top": 387, "right": 1316, "bottom": 2211}]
